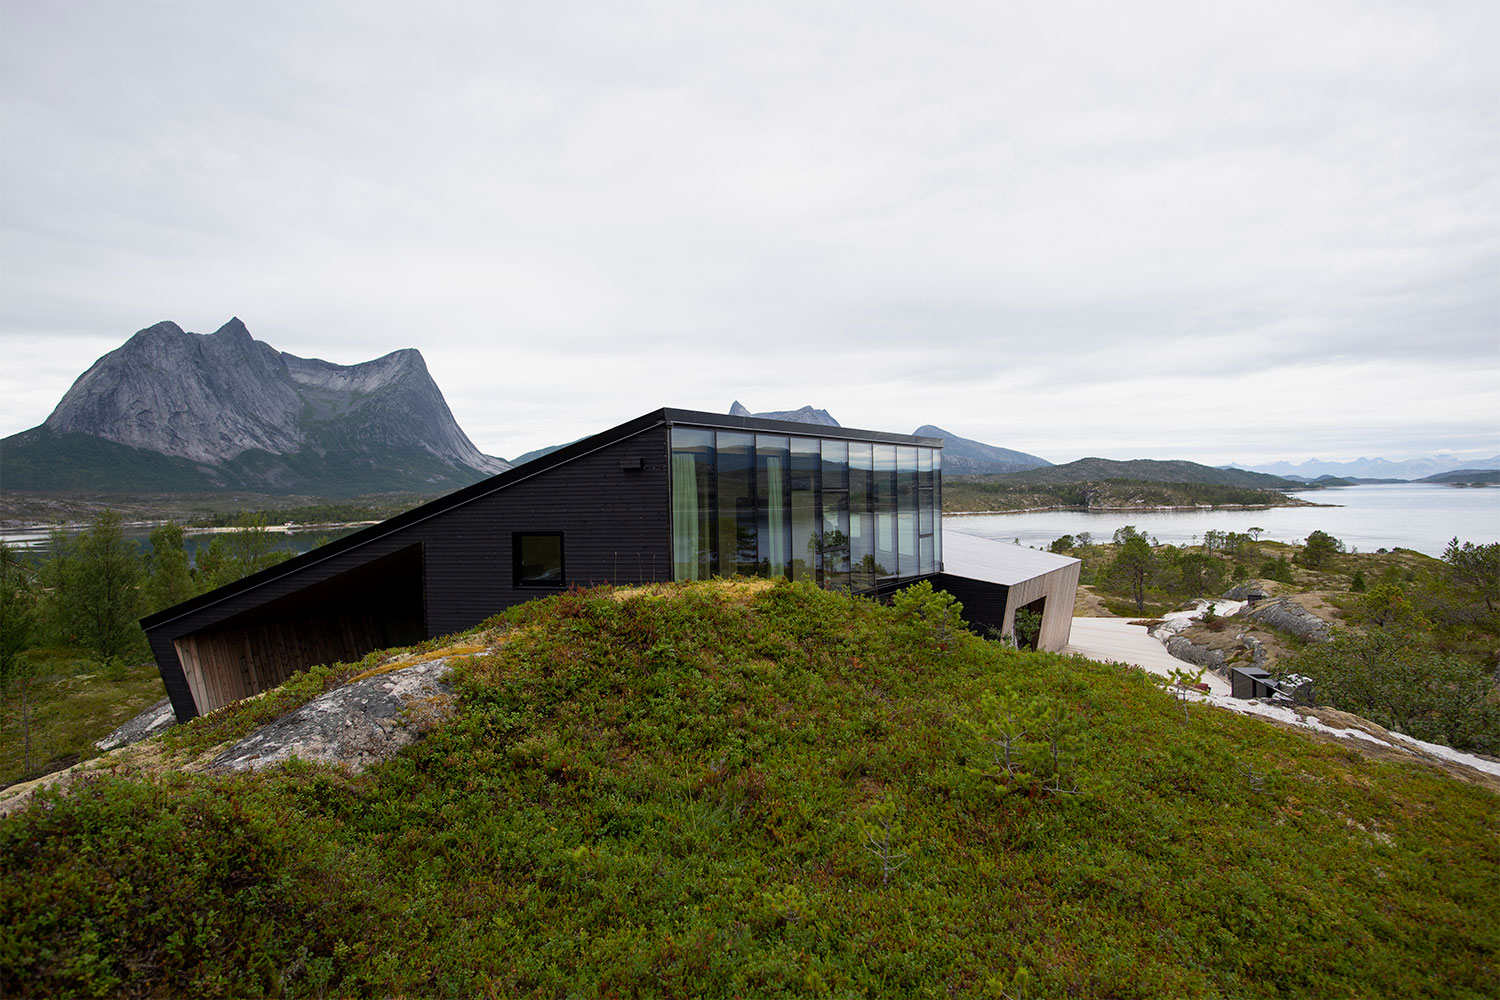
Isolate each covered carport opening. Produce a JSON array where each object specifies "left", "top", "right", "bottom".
[
  {"left": 934, "top": 530, "right": 1082, "bottom": 652},
  {"left": 172, "top": 544, "right": 426, "bottom": 716}
]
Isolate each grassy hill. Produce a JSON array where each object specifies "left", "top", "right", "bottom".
[{"left": 3, "top": 580, "right": 1497, "bottom": 997}]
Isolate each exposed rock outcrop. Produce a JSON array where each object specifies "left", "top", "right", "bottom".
[
  {"left": 1222, "top": 581, "right": 1272, "bottom": 603},
  {"left": 94, "top": 698, "right": 177, "bottom": 752},
  {"left": 212, "top": 658, "right": 458, "bottom": 773},
  {"left": 1164, "top": 634, "right": 1228, "bottom": 673},
  {"left": 1246, "top": 597, "right": 1332, "bottom": 643}
]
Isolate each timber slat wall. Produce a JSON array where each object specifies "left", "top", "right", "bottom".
[
  {"left": 1004, "top": 561, "right": 1081, "bottom": 651},
  {"left": 175, "top": 609, "right": 392, "bottom": 714},
  {"left": 933, "top": 561, "right": 1081, "bottom": 651},
  {"left": 148, "top": 425, "right": 672, "bottom": 720}
]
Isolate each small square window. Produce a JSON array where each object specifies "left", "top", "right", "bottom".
[{"left": 514, "top": 533, "right": 565, "bottom": 587}]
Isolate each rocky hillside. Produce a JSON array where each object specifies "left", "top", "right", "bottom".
[
  {"left": 728, "top": 400, "right": 841, "bottom": 426},
  {"left": 1, "top": 319, "right": 509, "bottom": 495}
]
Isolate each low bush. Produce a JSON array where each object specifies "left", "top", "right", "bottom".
[{"left": 4, "top": 580, "right": 1496, "bottom": 997}]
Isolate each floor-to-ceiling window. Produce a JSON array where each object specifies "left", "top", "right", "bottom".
[
  {"left": 790, "top": 438, "right": 820, "bottom": 583},
  {"left": 756, "top": 435, "right": 790, "bottom": 578},
  {"left": 873, "top": 444, "right": 897, "bottom": 582},
  {"left": 717, "top": 431, "right": 756, "bottom": 576},
  {"left": 671, "top": 427, "right": 715, "bottom": 580},
  {"left": 918, "top": 447, "right": 936, "bottom": 574},
  {"left": 820, "top": 440, "right": 850, "bottom": 590},
  {"left": 848, "top": 442, "right": 875, "bottom": 590},
  {"left": 670, "top": 423, "right": 940, "bottom": 593},
  {"left": 897, "top": 445, "right": 918, "bottom": 577}
]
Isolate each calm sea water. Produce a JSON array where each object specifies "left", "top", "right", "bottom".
[
  {"left": 945, "top": 484, "right": 1500, "bottom": 558},
  {"left": 1, "top": 525, "right": 360, "bottom": 564},
  {"left": 5, "top": 485, "right": 1495, "bottom": 562}
]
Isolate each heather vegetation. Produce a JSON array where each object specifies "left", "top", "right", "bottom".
[{"left": 3, "top": 579, "right": 1497, "bottom": 998}]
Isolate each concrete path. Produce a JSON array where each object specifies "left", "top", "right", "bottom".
[{"left": 1064, "top": 617, "right": 1232, "bottom": 696}]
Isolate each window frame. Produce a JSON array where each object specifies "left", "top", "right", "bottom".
[{"left": 512, "top": 531, "right": 566, "bottom": 588}]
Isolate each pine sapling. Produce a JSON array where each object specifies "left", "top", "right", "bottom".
[{"left": 860, "top": 798, "right": 910, "bottom": 886}]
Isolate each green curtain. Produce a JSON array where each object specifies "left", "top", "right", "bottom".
[
  {"left": 766, "top": 455, "right": 785, "bottom": 577},
  {"left": 671, "top": 453, "right": 700, "bottom": 580}
]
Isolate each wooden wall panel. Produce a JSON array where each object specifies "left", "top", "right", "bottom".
[{"left": 149, "top": 424, "right": 673, "bottom": 718}]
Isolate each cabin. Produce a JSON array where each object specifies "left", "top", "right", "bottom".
[{"left": 142, "top": 407, "right": 1081, "bottom": 722}]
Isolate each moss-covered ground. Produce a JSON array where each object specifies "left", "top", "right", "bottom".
[
  {"left": 0, "top": 648, "right": 165, "bottom": 786},
  {"left": 3, "top": 580, "right": 1496, "bottom": 998}
]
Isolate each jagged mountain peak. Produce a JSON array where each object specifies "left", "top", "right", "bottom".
[
  {"left": 726, "top": 401, "right": 840, "bottom": 427},
  {"left": 18, "top": 318, "right": 510, "bottom": 494},
  {"left": 213, "top": 316, "right": 252, "bottom": 339}
]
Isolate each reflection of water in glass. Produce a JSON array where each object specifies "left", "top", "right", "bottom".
[{"left": 945, "top": 484, "right": 1500, "bottom": 558}]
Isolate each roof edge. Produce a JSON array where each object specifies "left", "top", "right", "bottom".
[
  {"left": 140, "top": 406, "right": 945, "bottom": 632},
  {"left": 662, "top": 408, "right": 942, "bottom": 447}
]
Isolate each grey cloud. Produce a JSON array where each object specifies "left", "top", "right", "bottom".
[{"left": 1, "top": 1, "right": 1495, "bottom": 466}]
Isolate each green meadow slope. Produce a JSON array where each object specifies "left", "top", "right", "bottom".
[{"left": 3, "top": 580, "right": 1497, "bottom": 998}]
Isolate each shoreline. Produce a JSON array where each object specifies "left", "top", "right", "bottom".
[
  {"left": 1, "top": 519, "right": 382, "bottom": 542},
  {"left": 944, "top": 500, "right": 1338, "bottom": 517}
]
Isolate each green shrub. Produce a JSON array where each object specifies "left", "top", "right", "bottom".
[{"left": 4, "top": 579, "right": 1498, "bottom": 998}]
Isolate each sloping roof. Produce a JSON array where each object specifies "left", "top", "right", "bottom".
[
  {"left": 941, "top": 528, "right": 1081, "bottom": 586},
  {"left": 141, "top": 406, "right": 941, "bottom": 632}
]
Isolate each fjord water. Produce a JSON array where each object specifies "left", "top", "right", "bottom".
[{"left": 946, "top": 484, "right": 1500, "bottom": 557}]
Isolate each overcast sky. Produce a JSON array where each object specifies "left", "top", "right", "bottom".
[{"left": 2, "top": 0, "right": 1496, "bottom": 467}]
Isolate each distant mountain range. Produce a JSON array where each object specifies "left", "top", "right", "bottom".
[
  {"left": 728, "top": 401, "right": 840, "bottom": 427},
  {"left": 1, "top": 319, "right": 510, "bottom": 496},
  {"left": 725, "top": 403, "right": 1051, "bottom": 475},
  {"left": 1231, "top": 454, "right": 1500, "bottom": 481}
]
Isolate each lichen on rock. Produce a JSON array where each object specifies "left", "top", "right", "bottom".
[{"left": 211, "top": 657, "right": 459, "bottom": 773}]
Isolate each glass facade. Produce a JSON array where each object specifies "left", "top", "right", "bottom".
[{"left": 671, "top": 424, "right": 941, "bottom": 592}]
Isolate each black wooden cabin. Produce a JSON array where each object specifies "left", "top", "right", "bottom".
[{"left": 142, "top": 407, "right": 1079, "bottom": 722}]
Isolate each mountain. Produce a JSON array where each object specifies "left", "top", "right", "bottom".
[
  {"left": 911, "top": 425, "right": 1051, "bottom": 474},
  {"left": 1277, "top": 474, "right": 1358, "bottom": 487},
  {"left": 1233, "top": 454, "right": 1500, "bottom": 481},
  {"left": 727, "top": 401, "right": 840, "bottom": 426},
  {"left": 1, "top": 318, "right": 509, "bottom": 496},
  {"left": 1419, "top": 469, "right": 1500, "bottom": 485},
  {"left": 507, "top": 441, "right": 575, "bottom": 466},
  {"left": 995, "top": 457, "right": 1296, "bottom": 489}
]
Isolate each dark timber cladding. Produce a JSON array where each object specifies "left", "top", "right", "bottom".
[
  {"left": 143, "top": 409, "right": 678, "bottom": 721},
  {"left": 143, "top": 405, "right": 1078, "bottom": 726}
]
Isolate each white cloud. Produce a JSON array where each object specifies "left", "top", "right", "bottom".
[{"left": 2, "top": 0, "right": 1495, "bottom": 468}]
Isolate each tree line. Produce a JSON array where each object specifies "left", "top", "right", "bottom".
[
  {"left": 1, "top": 511, "right": 298, "bottom": 764},
  {"left": 1051, "top": 525, "right": 1500, "bottom": 754}
]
